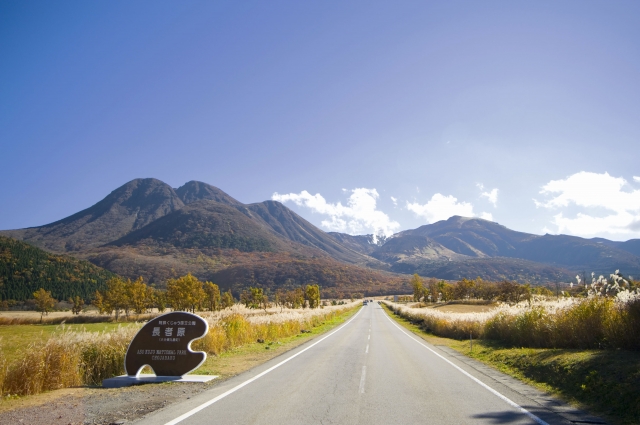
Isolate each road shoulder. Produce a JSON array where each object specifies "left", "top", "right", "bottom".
[{"left": 381, "top": 304, "right": 608, "bottom": 425}]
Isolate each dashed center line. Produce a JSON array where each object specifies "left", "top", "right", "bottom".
[
  {"left": 359, "top": 366, "right": 367, "bottom": 394},
  {"left": 365, "top": 344, "right": 369, "bottom": 354}
]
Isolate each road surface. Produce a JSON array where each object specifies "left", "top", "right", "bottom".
[{"left": 136, "top": 304, "right": 598, "bottom": 425}]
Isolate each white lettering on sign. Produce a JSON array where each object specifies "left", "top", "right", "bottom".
[{"left": 152, "top": 327, "right": 160, "bottom": 336}]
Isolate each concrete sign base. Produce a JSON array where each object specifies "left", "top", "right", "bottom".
[{"left": 103, "top": 374, "right": 217, "bottom": 388}]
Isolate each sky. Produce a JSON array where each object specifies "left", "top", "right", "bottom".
[{"left": 1, "top": 1, "right": 640, "bottom": 241}]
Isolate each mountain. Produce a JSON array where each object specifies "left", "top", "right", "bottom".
[
  {"left": 619, "top": 239, "right": 640, "bottom": 257},
  {"left": 0, "top": 236, "right": 116, "bottom": 301},
  {"left": 4, "top": 179, "right": 639, "bottom": 291},
  {"left": 327, "top": 233, "right": 387, "bottom": 255},
  {"left": 371, "top": 235, "right": 466, "bottom": 264},
  {"left": 241, "top": 201, "right": 384, "bottom": 267},
  {"left": 1, "top": 179, "right": 389, "bottom": 294},
  {"left": 369, "top": 216, "right": 640, "bottom": 277},
  {"left": 513, "top": 234, "right": 640, "bottom": 274},
  {"left": 108, "top": 200, "right": 287, "bottom": 253},
  {"left": 2, "top": 178, "right": 184, "bottom": 253},
  {"left": 398, "top": 216, "right": 533, "bottom": 258},
  {"left": 404, "top": 257, "right": 573, "bottom": 284},
  {"left": 176, "top": 180, "right": 242, "bottom": 206}
]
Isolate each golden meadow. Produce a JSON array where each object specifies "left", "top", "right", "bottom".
[{"left": 0, "top": 303, "right": 359, "bottom": 397}]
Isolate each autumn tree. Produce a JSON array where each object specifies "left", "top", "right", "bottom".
[
  {"left": 167, "top": 273, "right": 205, "bottom": 312},
  {"left": 128, "top": 277, "right": 151, "bottom": 315},
  {"left": 69, "top": 295, "right": 84, "bottom": 315},
  {"left": 305, "top": 284, "right": 321, "bottom": 309},
  {"left": 33, "top": 288, "right": 56, "bottom": 322},
  {"left": 99, "top": 277, "right": 129, "bottom": 320},
  {"left": 452, "top": 278, "right": 477, "bottom": 300},
  {"left": 274, "top": 289, "right": 285, "bottom": 311},
  {"left": 242, "top": 287, "right": 268, "bottom": 310},
  {"left": 411, "top": 274, "right": 423, "bottom": 302},
  {"left": 285, "top": 287, "right": 305, "bottom": 309},
  {"left": 152, "top": 288, "right": 168, "bottom": 312},
  {"left": 204, "top": 281, "right": 221, "bottom": 311},
  {"left": 221, "top": 289, "right": 235, "bottom": 309}
]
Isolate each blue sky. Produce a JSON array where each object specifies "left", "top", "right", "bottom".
[{"left": 2, "top": 1, "right": 640, "bottom": 240}]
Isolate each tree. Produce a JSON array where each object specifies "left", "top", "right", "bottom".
[
  {"left": 33, "top": 288, "right": 56, "bottom": 322},
  {"left": 69, "top": 295, "right": 84, "bottom": 315},
  {"left": 152, "top": 288, "right": 168, "bottom": 313},
  {"left": 101, "top": 277, "right": 129, "bottom": 321},
  {"left": 411, "top": 274, "right": 423, "bottom": 302},
  {"left": 221, "top": 289, "right": 235, "bottom": 309},
  {"left": 285, "top": 287, "right": 305, "bottom": 309},
  {"left": 167, "top": 273, "right": 205, "bottom": 312},
  {"left": 128, "top": 277, "right": 151, "bottom": 315},
  {"left": 203, "top": 281, "right": 221, "bottom": 311},
  {"left": 305, "top": 284, "right": 321, "bottom": 309},
  {"left": 92, "top": 290, "right": 106, "bottom": 314},
  {"left": 242, "top": 287, "right": 268, "bottom": 310}
]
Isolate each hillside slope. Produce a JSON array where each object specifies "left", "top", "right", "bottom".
[
  {"left": 0, "top": 236, "right": 116, "bottom": 301},
  {"left": 1, "top": 178, "right": 184, "bottom": 252}
]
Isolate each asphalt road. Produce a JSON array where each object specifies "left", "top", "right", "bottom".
[{"left": 135, "top": 304, "right": 594, "bottom": 425}]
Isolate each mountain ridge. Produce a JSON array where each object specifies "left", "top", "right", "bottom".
[{"left": 2, "top": 179, "right": 639, "bottom": 288}]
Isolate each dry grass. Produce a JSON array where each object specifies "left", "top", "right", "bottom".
[
  {"left": 0, "top": 326, "right": 137, "bottom": 396},
  {"left": 386, "top": 295, "right": 640, "bottom": 350},
  {"left": 0, "top": 303, "right": 360, "bottom": 397},
  {"left": 194, "top": 303, "right": 359, "bottom": 355},
  {"left": 0, "top": 311, "right": 161, "bottom": 326}
]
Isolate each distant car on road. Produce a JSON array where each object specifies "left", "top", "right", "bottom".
[{"left": 363, "top": 300, "right": 368, "bottom": 306}]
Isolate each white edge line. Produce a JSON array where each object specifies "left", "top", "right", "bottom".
[
  {"left": 382, "top": 309, "right": 549, "bottom": 425},
  {"left": 359, "top": 366, "right": 366, "bottom": 394},
  {"left": 164, "top": 307, "right": 363, "bottom": 425}
]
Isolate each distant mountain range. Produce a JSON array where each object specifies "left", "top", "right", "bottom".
[
  {"left": 337, "top": 216, "right": 640, "bottom": 279},
  {"left": 3, "top": 178, "right": 639, "bottom": 295}
]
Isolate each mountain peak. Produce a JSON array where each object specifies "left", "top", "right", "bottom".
[
  {"left": 2, "top": 178, "right": 184, "bottom": 252},
  {"left": 175, "top": 181, "right": 241, "bottom": 206}
]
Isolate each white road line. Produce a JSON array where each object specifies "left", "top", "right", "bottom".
[
  {"left": 382, "top": 309, "right": 549, "bottom": 425},
  {"left": 163, "top": 308, "right": 364, "bottom": 425},
  {"left": 359, "top": 366, "right": 366, "bottom": 394},
  {"left": 368, "top": 334, "right": 370, "bottom": 340},
  {"left": 365, "top": 344, "right": 369, "bottom": 354}
]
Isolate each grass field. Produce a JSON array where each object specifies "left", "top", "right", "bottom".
[
  {"left": 383, "top": 304, "right": 640, "bottom": 425},
  {"left": 0, "top": 322, "right": 141, "bottom": 362},
  {"left": 0, "top": 305, "right": 360, "bottom": 415},
  {"left": 0, "top": 303, "right": 361, "bottom": 400}
]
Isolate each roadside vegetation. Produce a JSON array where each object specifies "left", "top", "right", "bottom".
[
  {"left": 0, "top": 278, "right": 359, "bottom": 398},
  {"left": 385, "top": 271, "right": 640, "bottom": 424}
]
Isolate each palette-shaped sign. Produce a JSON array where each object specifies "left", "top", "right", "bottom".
[{"left": 125, "top": 311, "right": 209, "bottom": 377}]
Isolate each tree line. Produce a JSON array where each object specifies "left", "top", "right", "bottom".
[
  {"left": 410, "top": 274, "right": 547, "bottom": 304},
  {"left": 240, "top": 284, "right": 321, "bottom": 310},
  {"left": 21, "top": 273, "right": 325, "bottom": 320}
]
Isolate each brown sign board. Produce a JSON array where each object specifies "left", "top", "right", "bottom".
[{"left": 125, "top": 311, "right": 208, "bottom": 377}]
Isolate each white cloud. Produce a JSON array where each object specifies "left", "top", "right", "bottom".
[
  {"left": 477, "top": 183, "right": 498, "bottom": 207},
  {"left": 536, "top": 171, "right": 640, "bottom": 237},
  {"left": 272, "top": 188, "right": 400, "bottom": 237},
  {"left": 390, "top": 196, "right": 397, "bottom": 206},
  {"left": 480, "top": 212, "right": 493, "bottom": 221},
  {"left": 406, "top": 193, "right": 475, "bottom": 223},
  {"left": 634, "top": 176, "right": 640, "bottom": 183}
]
